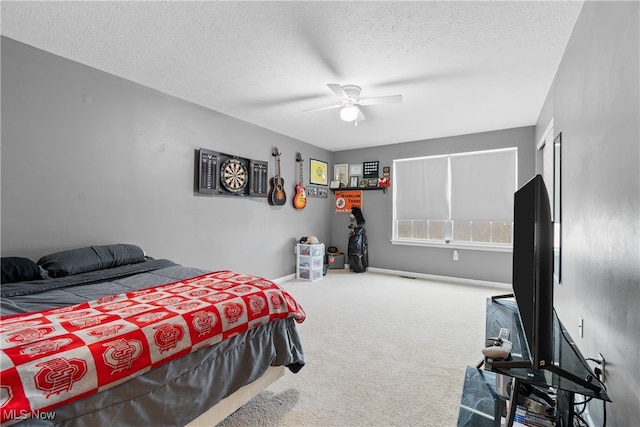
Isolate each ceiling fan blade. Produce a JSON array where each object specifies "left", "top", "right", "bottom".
[
  {"left": 327, "top": 83, "right": 348, "bottom": 99},
  {"left": 358, "top": 94, "right": 403, "bottom": 106},
  {"left": 356, "top": 106, "right": 366, "bottom": 121},
  {"left": 302, "top": 103, "right": 342, "bottom": 113}
]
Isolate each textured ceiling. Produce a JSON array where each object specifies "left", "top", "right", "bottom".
[{"left": 1, "top": 1, "right": 584, "bottom": 151}]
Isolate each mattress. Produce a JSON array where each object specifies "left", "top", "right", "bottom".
[{"left": 0, "top": 259, "right": 305, "bottom": 426}]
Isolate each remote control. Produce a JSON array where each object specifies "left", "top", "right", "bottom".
[
  {"left": 482, "top": 339, "right": 512, "bottom": 359},
  {"left": 498, "top": 328, "right": 510, "bottom": 341}
]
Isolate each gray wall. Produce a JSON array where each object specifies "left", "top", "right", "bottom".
[
  {"left": 331, "top": 126, "right": 536, "bottom": 284},
  {"left": 3, "top": 4, "right": 638, "bottom": 422},
  {"left": 1, "top": 37, "right": 333, "bottom": 279},
  {"left": 535, "top": 2, "right": 639, "bottom": 425}
]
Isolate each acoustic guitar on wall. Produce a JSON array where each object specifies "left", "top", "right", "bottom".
[
  {"left": 293, "top": 152, "right": 307, "bottom": 210},
  {"left": 268, "top": 147, "right": 286, "bottom": 206}
]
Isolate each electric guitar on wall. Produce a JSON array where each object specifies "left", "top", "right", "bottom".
[
  {"left": 293, "top": 152, "right": 307, "bottom": 210},
  {"left": 268, "top": 147, "right": 286, "bottom": 206}
]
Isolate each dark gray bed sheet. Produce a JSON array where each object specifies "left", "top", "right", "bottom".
[
  {"left": 1, "top": 259, "right": 189, "bottom": 315},
  {"left": 1, "top": 262, "right": 305, "bottom": 426}
]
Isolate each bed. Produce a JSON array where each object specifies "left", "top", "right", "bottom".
[{"left": 0, "top": 244, "right": 305, "bottom": 426}]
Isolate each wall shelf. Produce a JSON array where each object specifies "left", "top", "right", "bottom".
[{"left": 331, "top": 187, "right": 388, "bottom": 194}]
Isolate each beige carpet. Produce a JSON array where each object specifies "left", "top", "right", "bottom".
[{"left": 217, "top": 269, "right": 506, "bottom": 427}]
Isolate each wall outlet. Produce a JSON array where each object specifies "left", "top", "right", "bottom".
[
  {"left": 453, "top": 250, "right": 459, "bottom": 261},
  {"left": 598, "top": 352, "right": 606, "bottom": 383},
  {"left": 578, "top": 316, "right": 584, "bottom": 338}
]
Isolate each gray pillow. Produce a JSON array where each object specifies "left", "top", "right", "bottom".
[
  {"left": 37, "top": 244, "right": 146, "bottom": 277},
  {"left": 1, "top": 257, "right": 42, "bottom": 283}
]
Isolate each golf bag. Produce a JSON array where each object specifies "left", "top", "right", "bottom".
[{"left": 348, "top": 226, "right": 368, "bottom": 273}]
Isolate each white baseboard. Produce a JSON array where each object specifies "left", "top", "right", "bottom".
[
  {"left": 275, "top": 268, "right": 510, "bottom": 290},
  {"left": 273, "top": 273, "right": 296, "bottom": 284},
  {"left": 368, "top": 267, "right": 511, "bottom": 290}
]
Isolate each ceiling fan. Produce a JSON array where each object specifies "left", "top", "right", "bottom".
[{"left": 303, "top": 84, "right": 402, "bottom": 125}]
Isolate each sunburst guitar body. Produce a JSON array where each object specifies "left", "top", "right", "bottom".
[
  {"left": 293, "top": 152, "right": 307, "bottom": 209},
  {"left": 268, "top": 147, "right": 286, "bottom": 206}
]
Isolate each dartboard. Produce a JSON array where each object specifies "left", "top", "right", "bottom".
[{"left": 220, "top": 158, "right": 248, "bottom": 193}]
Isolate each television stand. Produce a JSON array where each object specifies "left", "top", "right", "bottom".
[{"left": 475, "top": 296, "right": 610, "bottom": 427}]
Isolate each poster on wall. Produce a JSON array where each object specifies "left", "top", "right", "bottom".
[{"left": 334, "top": 190, "right": 362, "bottom": 213}]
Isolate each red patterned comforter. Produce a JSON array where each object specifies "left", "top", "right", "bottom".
[{"left": 0, "top": 271, "right": 305, "bottom": 425}]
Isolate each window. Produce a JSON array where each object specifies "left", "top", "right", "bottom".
[{"left": 392, "top": 148, "right": 517, "bottom": 249}]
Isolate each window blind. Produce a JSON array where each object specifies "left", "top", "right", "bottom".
[
  {"left": 393, "top": 147, "right": 517, "bottom": 246},
  {"left": 450, "top": 149, "right": 517, "bottom": 221},
  {"left": 394, "top": 156, "right": 449, "bottom": 220}
]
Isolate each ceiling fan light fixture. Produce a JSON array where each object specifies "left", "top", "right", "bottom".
[{"left": 340, "top": 105, "right": 359, "bottom": 122}]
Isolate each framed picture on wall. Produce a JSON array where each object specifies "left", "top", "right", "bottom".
[
  {"left": 310, "top": 159, "right": 328, "bottom": 185},
  {"left": 334, "top": 163, "right": 348, "bottom": 187},
  {"left": 349, "top": 163, "right": 363, "bottom": 176}
]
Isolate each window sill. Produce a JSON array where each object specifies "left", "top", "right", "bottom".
[{"left": 391, "top": 239, "right": 512, "bottom": 253}]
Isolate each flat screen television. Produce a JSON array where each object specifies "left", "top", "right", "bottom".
[{"left": 512, "top": 174, "right": 554, "bottom": 369}]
